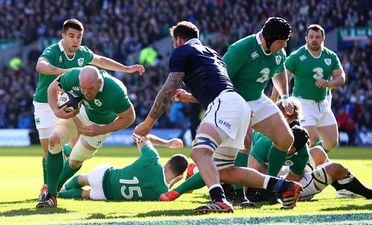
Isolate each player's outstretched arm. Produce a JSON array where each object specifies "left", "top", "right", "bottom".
[
  {"left": 36, "top": 57, "right": 68, "bottom": 76},
  {"left": 90, "top": 54, "right": 145, "bottom": 75},
  {"left": 147, "top": 134, "right": 184, "bottom": 149}
]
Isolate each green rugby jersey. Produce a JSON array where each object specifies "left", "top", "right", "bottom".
[
  {"left": 102, "top": 144, "right": 168, "bottom": 200},
  {"left": 223, "top": 34, "right": 286, "bottom": 101},
  {"left": 59, "top": 68, "right": 131, "bottom": 124},
  {"left": 250, "top": 131, "right": 309, "bottom": 175},
  {"left": 33, "top": 40, "right": 94, "bottom": 103},
  {"left": 285, "top": 45, "right": 342, "bottom": 101}
]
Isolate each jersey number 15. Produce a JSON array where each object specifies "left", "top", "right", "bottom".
[{"left": 119, "top": 177, "right": 143, "bottom": 199}]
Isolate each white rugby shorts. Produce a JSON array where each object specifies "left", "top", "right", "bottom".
[
  {"left": 202, "top": 90, "right": 250, "bottom": 149},
  {"left": 293, "top": 97, "right": 337, "bottom": 127},
  {"left": 76, "top": 106, "right": 110, "bottom": 148},
  {"left": 247, "top": 95, "right": 280, "bottom": 126},
  {"left": 33, "top": 101, "right": 58, "bottom": 139},
  {"left": 87, "top": 164, "right": 112, "bottom": 200}
]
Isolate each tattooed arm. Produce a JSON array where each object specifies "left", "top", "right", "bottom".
[{"left": 134, "top": 72, "right": 185, "bottom": 136}]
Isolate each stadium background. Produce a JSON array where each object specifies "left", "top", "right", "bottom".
[{"left": 0, "top": 0, "right": 370, "bottom": 147}]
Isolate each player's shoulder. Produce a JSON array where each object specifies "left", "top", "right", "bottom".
[
  {"left": 41, "top": 42, "right": 60, "bottom": 55},
  {"left": 321, "top": 47, "right": 339, "bottom": 58},
  {"left": 289, "top": 45, "right": 307, "bottom": 57},
  {"left": 77, "top": 45, "right": 93, "bottom": 53},
  {"left": 230, "top": 34, "right": 256, "bottom": 50},
  {"left": 101, "top": 70, "right": 126, "bottom": 90}
]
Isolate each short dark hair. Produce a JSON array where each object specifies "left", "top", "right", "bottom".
[
  {"left": 63, "top": 19, "right": 84, "bottom": 33},
  {"left": 170, "top": 21, "right": 199, "bottom": 40},
  {"left": 168, "top": 154, "right": 188, "bottom": 176},
  {"left": 306, "top": 24, "right": 325, "bottom": 37}
]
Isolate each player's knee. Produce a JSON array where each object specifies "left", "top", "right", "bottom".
[
  {"left": 273, "top": 130, "right": 294, "bottom": 151},
  {"left": 324, "top": 139, "right": 338, "bottom": 152},
  {"left": 331, "top": 162, "right": 348, "bottom": 179},
  {"left": 69, "top": 140, "right": 97, "bottom": 163},
  {"left": 48, "top": 133, "right": 63, "bottom": 154},
  {"left": 69, "top": 159, "right": 82, "bottom": 170}
]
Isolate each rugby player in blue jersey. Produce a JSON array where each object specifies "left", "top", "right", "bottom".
[{"left": 135, "top": 21, "right": 302, "bottom": 213}]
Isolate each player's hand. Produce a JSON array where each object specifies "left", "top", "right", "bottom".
[
  {"left": 315, "top": 79, "right": 329, "bottom": 88},
  {"left": 282, "top": 100, "right": 294, "bottom": 116},
  {"left": 127, "top": 64, "right": 145, "bottom": 75},
  {"left": 132, "top": 133, "right": 146, "bottom": 144},
  {"left": 167, "top": 138, "right": 184, "bottom": 149},
  {"left": 54, "top": 105, "right": 79, "bottom": 119},
  {"left": 174, "top": 89, "right": 197, "bottom": 103},
  {"left": 78, "top": 124, "right": 103, "bottom": 136},
  {"left": 134, "top": 121, "right": 153, "bottom": 137}
]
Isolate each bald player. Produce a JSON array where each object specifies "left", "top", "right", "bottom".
[{"left": 36, "top": 65, "right": 135, "bottom": 208}]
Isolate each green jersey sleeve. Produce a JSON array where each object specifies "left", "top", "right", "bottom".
[
  {"left": 288, "top": 145, "right": 309, "bottom": 175},
  {"left": 59, "top": 68, "right": 81, "bottom": 91}
]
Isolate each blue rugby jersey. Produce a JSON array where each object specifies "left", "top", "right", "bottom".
[{"left": 169, "top": 38, "right": 234, "bottom": 108}]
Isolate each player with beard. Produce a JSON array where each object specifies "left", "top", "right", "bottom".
[{"left": 284, "top": 24, "right": 345, "bottom": 152}]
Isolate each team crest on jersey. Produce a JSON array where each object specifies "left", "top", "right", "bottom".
[
  {"left": 251, "top": 51, "right": 259, "bottom": 59},
  {"left": 324, "top": 58, "right": 331, "bottom": 66},
  {"left": 59, "top": 56, "right": 62, "bottom": 63},
  {"left": 284, "top": 160, "right": 294, "bottom": 167},
  {"left": 94, "top": 99, "right": 102, "bottom": 106},
  {"left": 275, "top": 55, "right": 282, "bottom": 65},
  {"left": 299, "top": 55, "right": 307, "bottom": 61},
  {"left": 78, "top": 58, "right": 84, "bottom": 66}
]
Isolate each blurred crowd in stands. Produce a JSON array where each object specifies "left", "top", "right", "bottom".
[{"left": 0, "top": 0, "right": 370, "bottom": 145}]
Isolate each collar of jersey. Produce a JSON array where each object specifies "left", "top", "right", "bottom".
[
  {"left": 184, "top": 38, "right": 201, "bottom": 45},
  {"left": 256, "top": 32, "right": 272, "bottom": 56},
  {"left": 305, "top": 45, "right": 323, "bottom": 59}
]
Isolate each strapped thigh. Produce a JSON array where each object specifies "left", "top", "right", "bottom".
[{"left": 192, "top": 133, "right": 219, "bottom": 153}]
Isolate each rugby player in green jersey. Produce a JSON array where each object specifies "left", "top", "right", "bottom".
[
  {"left": 223, "top": 17, "right": 295, "bottom": 183},
  {"left": 33, "top": 19, "right": 145, "bottom": 197},
  {"left": 284, "top": 24, "right": 345, "bottom": 151},
  {"left": 36, "top": 65, "right": 136, "bottom": 208},
  {"left": 247, "top": 99, "right": 372, "bottom": 202},
  {"left": 59, "top": 134, "right": 187, "bottom": 201}
]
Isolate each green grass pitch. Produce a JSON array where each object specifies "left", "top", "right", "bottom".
[{"left": 0, "top": 146, "right": 371, "bottom": 225}]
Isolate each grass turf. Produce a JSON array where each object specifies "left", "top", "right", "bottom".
[{"left": 0, "top": 146, "right": 371, "bottom": 225}]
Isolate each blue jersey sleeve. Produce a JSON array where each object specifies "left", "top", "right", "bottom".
[{"left": 169, "top": 46, "right": 188, "bottom": 73}]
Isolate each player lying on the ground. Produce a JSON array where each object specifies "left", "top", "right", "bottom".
[
  {"left": 58, "top": 134, "right": 188, "bottom": 201},
  {"left": 159, "top": 125, "right": 308, "bottom": 205},
  {"left": 247, "top": 99, "right": 372, "bottom": 202}
]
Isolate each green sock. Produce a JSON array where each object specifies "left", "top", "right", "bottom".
[
  {"left": 42, "top": 157, "right": 47, "bottom": 184},
  {"left": 63, "top": 144, "right": 72, "bottom": 157},
  {"left": 315, "top": 139, "right": 330, "bottom": 153},
  {"left": 233, "top": 151, "right": 248, "bottom": 190},
  {"left": 267, "top": 146, "right": 287, "bottom": 176},
  {"left": 58, "top": 188, "right": 83, "bottom": 199},
  {"left": 64, "top": 175, "right": 81, "bottom": 190},
  {"left": 174, "top": 172, "right": 205, "bottom": 195},
  {"left": 47, "top": 151, "right": 64, "bottom": 196},
  {"left": 57, "top": 160, "right": 81, "bottom": 188}
]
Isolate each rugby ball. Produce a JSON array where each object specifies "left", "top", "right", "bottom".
[{"left": 57, "top": 91, "right": 82, "bottom": 112}]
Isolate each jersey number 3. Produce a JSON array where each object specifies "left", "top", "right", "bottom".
[
  {"left": 120, "top": 177, "right": 143, "bottom": 199},
  {"left": 312, "top": 67, "right": 324, "bottom": 80},
  {"left": 256, "top": 68, "right": 270, "bottom": 83}
]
